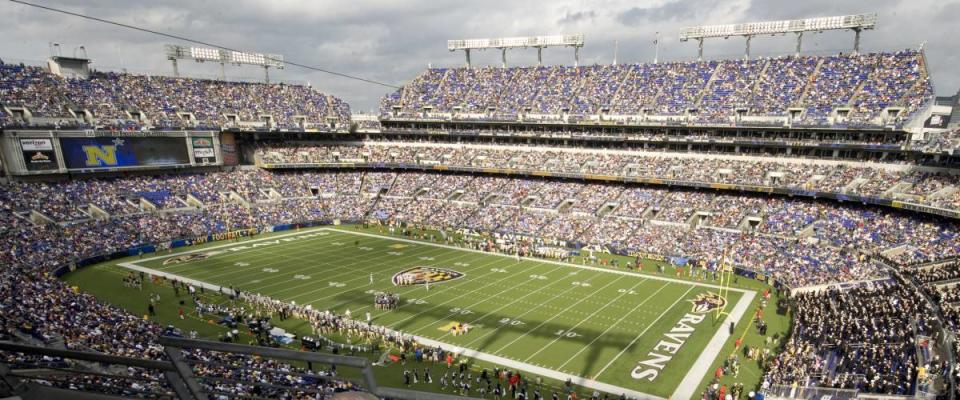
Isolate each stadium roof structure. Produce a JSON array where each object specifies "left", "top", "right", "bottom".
[
  {"left": 164, "top": 44, "right": 284, "bottom": 83},
  {"left": 447, "top": 34, "right": 585, "bottom": 68},
  {"left": 680, "top": 13, "right": 878, "bottom": 59}
]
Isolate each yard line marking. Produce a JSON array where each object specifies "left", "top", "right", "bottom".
[
  {"left": 141, "top": 228, "right": 340, "bottom": 265},
  {"left": 522, "top": 278, "right": 655, "bottom": 363},
  {"left": 145, "top": 233, "right": 431, "bottom": 298},
  {"left": 491, "top": 274, "right": 624, "bottom": 354},
  {"left": 119, "top": 258, "right": 667, "bottom": 400},
  {"left": 321, "top": 231, "right": 590, "bottom": 316},
  {"left": 430, "top": 261, "right": 602, "bottom": 340},
  {"left": 326, "top": 228, "right": 748, "bottom": 293},
  {"left": 122, "top": 226, "right": 758, "bottom": 400},
  {"left": 275, "top": 241, "right": 483, "bottom": 301},
  {"left": 593, "top": 285, "right": 696, "bottom": 379},
  {"left": 554, "top": 282, "right": 673, "bottom": 370},
  {"left": 281, "top": 235, "right": 492, "bottom": 291},
  {"left": 411, "top": 334, "right": 666, "bottom": 400},
  {"left": 181, "top": 232, "right": 440, "bottom": 289},
  {"left": 326, "top": 253, "right": 525, "bottom": 313},
  {"left": 128, "top": 231, "right": 374, "bottom": 288},
  {"left": 672, "top": 290, "right": 755, "bottom": 400},
  {"left": 172, "top": 229, "right": 444, "bottom": 289},
  {"left": 158, "top": 233, "right": 348, "bottom": 277},
  {"left": 147, "top": 231, "right": 359, "bottom": 282},
  {"left": 134, "top": 229, "right": 497, "bottom": 307},
  {"left": 237, "top": 239, "right": 509, "bottom": 314},
  {"left": 381, "top": 258, "right": 548, "bottom": 327}
]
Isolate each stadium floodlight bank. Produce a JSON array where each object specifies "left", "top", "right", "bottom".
[
  {"left": 164, "top": 44, "right": 284, "bottom": 83},
  {"left": 447, "top": 34, "right": 585, "bottom": 68},
  {"left": 680, "top": 13, "right": 878, "bottom": 59}
]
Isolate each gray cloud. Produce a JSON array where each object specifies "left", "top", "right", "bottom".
[
  {"left": 0, "top": 0, "right": 957, "bottom": 113},
  {"left": 559, "top": 10, "right": 596, "bottom": 25},
  {"left": 616, "top": 0, "right": 721, "bottom": 25}
]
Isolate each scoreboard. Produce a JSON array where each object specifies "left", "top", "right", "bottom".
[{"left": 0, "top": 131, "right": 223, "bottom": 175}]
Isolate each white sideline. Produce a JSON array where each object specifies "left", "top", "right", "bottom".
[
  {"left": 117, "top": 263, "right": 667, "bottom": 400},
  {"left": 133, "top": 227, "right": 337, "bottom": 264},
  {"left": 117, "top": 227, "right": 341, "bottom": 296},
  {"left": 117, "top": 227, "right": 758, "bottom": 400},
  {"left": 671, "top": 290, "right": 757, "bottom": 400},
  {"left": 410, "top": 334, "right": 667, "bottom": 400},
  {"left": 118, "top": 262, "right": 231, "bottom": 295},
  {"left": 320, "top": 229, "right": 758, "bottom": 400}
]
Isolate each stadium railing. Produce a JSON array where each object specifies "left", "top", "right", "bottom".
[
  {"left": 765, "top": 384, "right": 859, "bottom": 400},
  {"left": 0, "top": 338, "right": 480, "bottom": 400},
  {"left": 255, "top": 159, "right": 960, "bottom": 221}
]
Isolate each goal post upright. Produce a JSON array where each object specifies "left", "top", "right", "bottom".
[{"left": 715, "top": 253, "right": 733, "bottom": 321}]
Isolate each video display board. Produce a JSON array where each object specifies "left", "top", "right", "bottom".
[{"left": 60, "top": 137, "right": 190, "bottom": 169}]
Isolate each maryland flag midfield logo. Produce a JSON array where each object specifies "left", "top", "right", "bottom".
[
  {"left": 392, "top": 266, "right": 464, "bottom": 286},
  {"left": 689, "top": 292, "right": 726, "bottom": 314},
  {"left": 162, "top": 253, "right": 211, "bottom": 265}
]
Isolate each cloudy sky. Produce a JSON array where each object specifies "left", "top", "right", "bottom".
[{"left": 1, "top": 0, "right": 957, "bottom": 112}]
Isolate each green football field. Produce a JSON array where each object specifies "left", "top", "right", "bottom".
[{"left": 118, "top": 226, "right": 756, "bottom": 399}]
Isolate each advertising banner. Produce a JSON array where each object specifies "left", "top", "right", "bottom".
[
  {"left": 19, "top": 138, "right": 59, "bottom": 171},
  {"left": 219, "top": 132, "right": 238, "bottom": 166},
  {"left": 190, "top": 136, "right": 216, "bottom": 164},
  {"left": 924, "top": 113, "right": 950, "bottom": 129}
]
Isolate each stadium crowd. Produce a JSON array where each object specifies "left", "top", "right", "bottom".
[
  {"left": 1, "top": 165, "right": 959, "bottom": 397},
  {"left": 762, "top": 281, "right": 944, "bottom": 394},
  {"left": 0, "top": 62, "right": 351, "bottom": 130},
  {"left": 9, "top": 52, "right": 930, "bottom": 131},
  {"left": 381, "top": 51, "right": 931, "bottom": 127},
  {"left": 0, "top": 260, "right": 363, "bottom": 398},
  {"left": 2, "top": 169, "right": 959, "bottom": 288},
  {"left": 254, "top": 142, "right": 960, "bottom": 212},
  {"left": 906, "top": 261, "right": 960, "bottom": 398}
]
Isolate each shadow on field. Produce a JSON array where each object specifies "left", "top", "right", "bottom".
[{"left": 323, "top": 290, "right": 713, "bottom": 377}]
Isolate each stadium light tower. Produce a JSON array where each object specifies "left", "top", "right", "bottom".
[
  {"left": 447, "top": 34, "right": 585, "bottom": 68},
  {"left": 680, "top": 13, "right": 878, "bottom": 60},
  {"left": 164, "top": 44, "right": 284, "bottom": 83}
]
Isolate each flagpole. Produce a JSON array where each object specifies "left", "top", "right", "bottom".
[
  {"left": 654, "top": 32, "right": 660, "bottom": 64},
  {"left": 613, "top": 40, "right": 618, "bottom": 65}
]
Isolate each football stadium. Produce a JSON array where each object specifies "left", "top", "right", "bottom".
[{"left": 0, "top": 1, "right": 958, "bottom": 400}]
